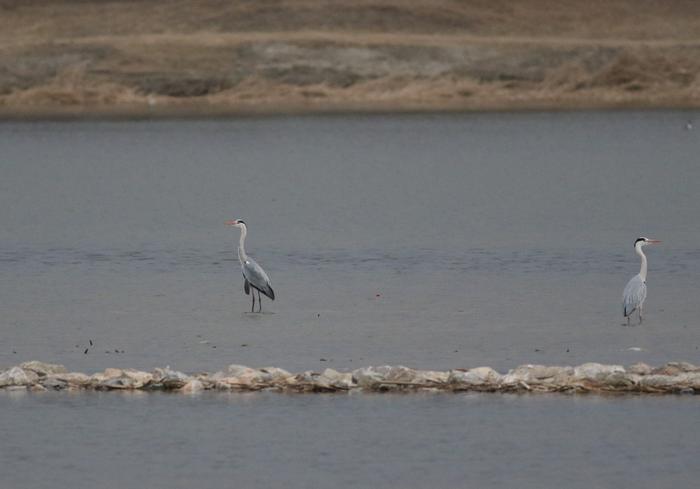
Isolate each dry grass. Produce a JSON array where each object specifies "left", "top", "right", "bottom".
[{"left": 1, "top": 0, "right": 700, "bottom": 116}]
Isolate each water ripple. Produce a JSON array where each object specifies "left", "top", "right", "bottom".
[{"left": 2, "top": 246, "right": 696, "bottom": 276}]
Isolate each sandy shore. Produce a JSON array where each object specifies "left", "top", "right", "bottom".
[{"left": 1, "top": 0, "right": 700, "bottom": 116}]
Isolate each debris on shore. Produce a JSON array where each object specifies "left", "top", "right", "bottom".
[{"left": 2, "top": 361, "right": 700, "bottom": 395}]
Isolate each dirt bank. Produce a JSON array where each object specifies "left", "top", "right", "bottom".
[{"left": 1, "top": 0, "right": 700, "bottom": 116}]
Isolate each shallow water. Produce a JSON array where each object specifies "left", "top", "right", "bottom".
[
  {"left": 2, "top": 391, "right": 700, "bottom": 489},
  {"left": 2, "top": 112, "right": 700, "bottom": 373},
  {"left": 2, "top": 112, "right": 700, "bottom": 488}
]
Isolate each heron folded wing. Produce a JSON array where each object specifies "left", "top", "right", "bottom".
[
  {"left": 622, "top": 275, "right": 646, "bottom": 317},
  {"left": 242, "top": 258, "right": 275, "bottom": 300}
]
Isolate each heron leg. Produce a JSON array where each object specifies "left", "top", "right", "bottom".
[
  {"left": 257, "top": 289, "right": 263, "bottom": 313},
  {"left": 251, "top": 291, "right": 255, "bottom": 313},
  {"left": 639, "top": 305, "right": 643, "bottom": 324},
  {"left": 626, "top": 315, "right": 630, "bottom": 326}
]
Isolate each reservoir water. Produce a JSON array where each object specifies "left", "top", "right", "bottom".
[
  {"left": 3, "top": 391, "right": 700, "bottom": 489},
  {"left": 1, "top": 111, "right": 700, "bottom": 487}
]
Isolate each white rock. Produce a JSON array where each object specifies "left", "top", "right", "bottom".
[
  {"left": 352, "top": 365, "right": 439, "bottom": 386},
  {"left": 96, "top": 369, "right": 153, "bottom": 390},
  {"left": 628, "top": 362, "right": 653, "bottom": 375},
  {"left": 214, "top": 380, "right": 233, "bottom": 390},
  {"left": 318, "top": 368, "right": 355, "bottom": 389},
  {"left": 652, "top": 362, "right": 699, "bottom": 376},
  {"left": 413, "top": 370, "right": 450, "bottom": 384},
  {"left": 677, "top": 372, "right": 700, "bottom": 389},
  {"left": 41, "top": 376, "right": 68, "bottom": 390},
  {"left": 641, "top": 372, "right": 700, "bottom": 390},
  {"left": 639, "top": 375, "right": 679, "bottom": 389},
  {"left": 352, "top": 366, "right": 390, "bottom": 388},
  {"left": 180, "top": 379, "right": 204, "bottom": 393},
  {"left": 122, "top": 369, "right": 153, "bottom": 386},
  {"left": 5, "top": 360, "right": 699, "bottom": 394},
  {"left": 215, "top": 377, "right": 251, "bottom": 388},
  {"left": 292, "top": 371, "right": 319, "bottom": 383},
  {"left": 20, "top": 361, "right": 67, "bottom": 376},
  {"left": 97, "top": 377, "right": 137, "bottom": 390},
  {"left": 502, "top": 365, "right": 573, "bottom": 385},
  {"left": 191, "top": 373, "right": 216, "bottom": 389},
  {"left": 225, "top": 365, "right": 264, "bottom": 384},
  {"left": 57, "top": 372, "right": 91, "bottom": 386},
  {"left": 0, "top": 367, "right": 39, "bottom": 387},
  {"left": 573, "top": 363, "right": 625, "bottom": 381},
  {"left": 152, "top": 367, "right": 190, "bottom": 389},
  {"left": 90, "top": 368, "right": 124, "bottom": 384},
  {"left": 258, "top": 367, "right": 293, "bottom": 383},
  {"left": 449, "top": 367, "right": 502, "bottom": 386},
  {"left": 383, "top": 366, "right": 419, "bottom": 382}
]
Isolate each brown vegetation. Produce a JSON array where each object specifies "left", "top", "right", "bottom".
[{"left": 1, "top": 0, "right": 700, "bottom": 116}]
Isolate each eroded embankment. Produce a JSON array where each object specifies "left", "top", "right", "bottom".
[{"left": 2, "top": 361, "right": 700, "bottom": 394}]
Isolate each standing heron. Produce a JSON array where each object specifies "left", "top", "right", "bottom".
[
  {"left": 225, "top": 219, "right": 275, "bottom": 312},
  {"left": 622, "top": 237, "right": 661, "bottom": 325}
]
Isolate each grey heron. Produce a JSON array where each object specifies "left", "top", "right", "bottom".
[
  {"left": 622, "top": 237, "right": 661, "bottom": 325},
  {"left": 225, "top": 219, "right": 275, "bottom": 312}
]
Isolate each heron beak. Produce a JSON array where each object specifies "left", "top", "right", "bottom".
[
  {"left": 225, "top": 220, "right": 237, "bottom": 226},
  {"left": 648, "top": 239, "right": 661, "bottom": 244}
]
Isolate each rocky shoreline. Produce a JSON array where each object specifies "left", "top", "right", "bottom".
[{"left": 2, "top": 361, "right": 700, "bottom": 395}]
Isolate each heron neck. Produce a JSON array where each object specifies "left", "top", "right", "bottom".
[
  {"left": 237, "top": 225, "right": 248, "bottom": 264},
  {"left": 636, "top": 244, "right": 647, "bottom": 281}
]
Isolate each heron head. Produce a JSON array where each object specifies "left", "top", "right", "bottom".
[
  {"left": 225, "top": 219, "right": 246, "bottom": 228},
  {"left": 635, "top": 237, "right": 661, "bottom": 247}
]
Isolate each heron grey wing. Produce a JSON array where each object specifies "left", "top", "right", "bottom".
[
  {"left": 244, "top": 277, "right": 250, "bottom": 295},
  {"left": 242, "top": 258, "right": 275, "bottom": 300},
  {"left": 622, "top": 275, "right": 646, "bottom": 317}
]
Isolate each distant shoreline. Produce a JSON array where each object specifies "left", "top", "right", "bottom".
[
  {"left": 2, "top": 1, "right": 700, "bottom": 118},
  {"left": 2, "top": 97, "right": 700, "bottom": 121}
]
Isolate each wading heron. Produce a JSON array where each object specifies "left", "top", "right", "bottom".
[
  {"left": 622, "top": 237, "right": 661, "bottom": 325},
  {"left": 225, "top": 219, "right": 275, "bottom": 312}
]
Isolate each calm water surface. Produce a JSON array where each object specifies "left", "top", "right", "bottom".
[
  {"left": 2, "top": 112, "right": 700, "bottom": 372},
  {"left": 2, "top": 391, "right": 700, "bottom": 489},
  {"left": 2, "top": 112, "right": 700, "bottom": 488}
]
